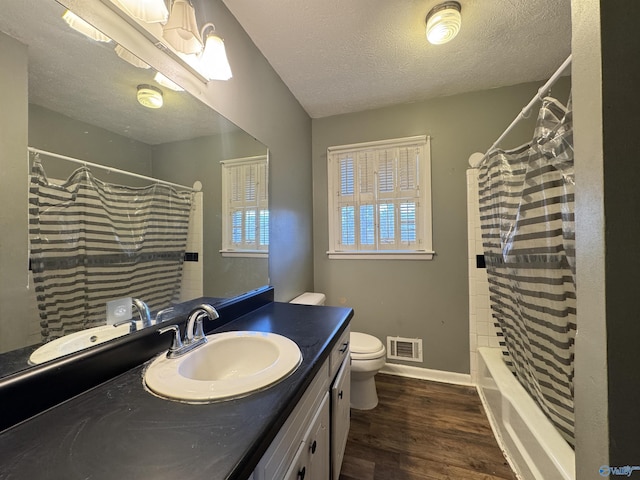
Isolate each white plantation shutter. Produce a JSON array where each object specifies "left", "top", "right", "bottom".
[
  {"left": 327, "top": 136, "right": 433, "bottom": 259},
  {"left": 221, "top": 155, "right": 269, "bottom": 254}
]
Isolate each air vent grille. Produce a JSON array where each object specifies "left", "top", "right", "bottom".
[{"left": 386, "top": 336, "right": 423, "bottom": 362}]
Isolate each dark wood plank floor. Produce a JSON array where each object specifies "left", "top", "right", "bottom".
[{"left": 339, "top": 374, "right": 517, "bottom": 480}]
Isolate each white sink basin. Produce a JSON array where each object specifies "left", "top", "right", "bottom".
[
  {"left": 144, "top": 331, "right": 302, "bottom": 402},
  {"left": 28, "top": 322, "right": 138, "bottom": 365}
]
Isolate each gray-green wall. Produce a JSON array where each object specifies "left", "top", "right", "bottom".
[
  {"left": 29, "top": 104, "right": 153, "bottom": 181},
  {"left": 0, "top": 31, "right": 29, "bottom": 352},
  {"left": 312, "top": 78, "right": 571, "bottom": 374},
  {"left": 193, "top": 0, "right": 314, "bottom": 302}
]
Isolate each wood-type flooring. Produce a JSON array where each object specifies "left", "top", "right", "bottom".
[{"left": 338, "top": 374, "right": 517, "bottom": 480}]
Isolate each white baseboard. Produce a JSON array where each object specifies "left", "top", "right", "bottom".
[{"left": 380, "top": 363, "right": 473, "bottom": 386}]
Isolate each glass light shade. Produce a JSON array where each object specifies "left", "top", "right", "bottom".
[
  {"left": 111, "top": 0, "right": 169, "bottom": 24},
  {"left": 426, "top": 2, "right": 461, "bottom": 45},
  {"left": 199, "top": 33, "right": 232, "bottom": 81},
  {"left": 154, "top": 72, "right": 184, "bottom": 91},
  {"left": 115, "top": 44, "right": 150, "bottom": 69},
  {"left": 137, "top": 84, "right": 164, "bottom": 108},
  {"left": 162, "top": 0, "right": 203, "bottom": 55},
  {"left": 62, "top": 10, "right": 112, "bottom": 43}
]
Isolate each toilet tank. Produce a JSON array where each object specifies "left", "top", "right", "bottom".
[{"left": 290, "top": 292, "right": 326, "bottom": 306}]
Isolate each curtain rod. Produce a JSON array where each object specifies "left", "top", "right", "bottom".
[
  {"left": 28, "top": 147, "right": 197, "bottom": 192},
  {"left": 471, "top": 54, "right": 572, "bottom": 168}
]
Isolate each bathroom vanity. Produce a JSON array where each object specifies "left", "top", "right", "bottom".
[{"left": 0, "top": 298, "right": 353, "bottom": 480}]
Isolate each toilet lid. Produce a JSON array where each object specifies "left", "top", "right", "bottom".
[{"left": 350, "top": 332, "right": 384, "bottom": 355}]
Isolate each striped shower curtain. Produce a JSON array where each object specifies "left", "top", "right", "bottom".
[
  {"left": 29, "top": 159, "right": 193, "bottom": 342},
  {"left": 478, "top": 97, "right": 576, "bottom": 446}
]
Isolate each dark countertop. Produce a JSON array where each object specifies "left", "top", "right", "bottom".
[
  {"left": 0, "top": 302, "right": 352, "bottom": 480},
  {"left": 0, "top": 344, "right": 38, "bottom": 378}
]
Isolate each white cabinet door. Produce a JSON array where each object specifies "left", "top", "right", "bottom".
[
  {"left": 283, "top": 393, "right": 330, "bottom": 480},
  {"left": 331, "top": 358, "right": 351, "bottom": 479},
  {"left": 306, "top": 393, "right": 330, "bottom": 479},
  {"left": 282, "top": 440, "right": 307, "bottom": 480}
]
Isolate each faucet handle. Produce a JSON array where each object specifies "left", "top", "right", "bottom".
[
  {"left": 154, "top": 306, "right": 175, "bottom": 325},
  {"left": 113, "top": 319, "right": 137, "bottom": 333},
  {"left": 158, "top": 325, "right": 184, "bottom": 357}
]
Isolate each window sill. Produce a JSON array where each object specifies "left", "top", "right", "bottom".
[
  {"left": 220, "top": 250, "right": 268, "bottom": 259},
  {"left": 326, "top": 250, "right": 435, "bottom": 260}
]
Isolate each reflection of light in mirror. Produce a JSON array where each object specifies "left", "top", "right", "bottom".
[
  {"left": 0, "top": 0, "right": 269, "bottom": 379},
  {"left": 137, "top": 84, "right": 164, "bottom": 108},
  {"left": 111, "top": 0, "right": 169, "bottom": 24},
  {"left": 163, "top": 0, "right": 203, "bottom": 55},
  {"left": 62, "top": 10, "right": 112, "bottom": 43},
  {"left": 115, "top": 44, "right": 150, "bottom": 69},
  {"left": 154, "top": 72, "right": 185, "bottom": 92}
]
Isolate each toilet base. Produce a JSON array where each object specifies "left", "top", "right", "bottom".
[{"left": 350, "top": 374, "right": 380, "bottom": 410}]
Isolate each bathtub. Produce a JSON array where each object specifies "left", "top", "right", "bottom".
[{"left": 477, "top": 347, "right": 575, "bottom": 480}]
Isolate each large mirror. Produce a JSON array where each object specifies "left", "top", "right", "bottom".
[{"left": 0, "top": 0, "right": 269, "bottom": 376}]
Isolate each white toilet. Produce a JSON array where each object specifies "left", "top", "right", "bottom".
[{"left": 290, "top": 292, "right": 386, "bottom": 410}]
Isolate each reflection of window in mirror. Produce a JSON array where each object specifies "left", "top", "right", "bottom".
[{"left": 220, "top": 156, "right": 269, "bottom": 258}]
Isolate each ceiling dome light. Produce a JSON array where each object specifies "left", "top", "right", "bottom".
[
  {"left": 425, "top": 1, "right": 462, "bottom": 45},
  {"left": 137, "top": 84, "right": 164, "bottom": 109}
]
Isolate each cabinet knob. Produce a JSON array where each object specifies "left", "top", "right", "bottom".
[
  {"left": 338, "top": 390, "right": 343, "bottom": 399},
  {"left": 298, "top": 466, "right": 306, "bottom": 479},
  {"left": 310, "top": 440, "right": 317, "bottom": 454},
  {"left": 339, "top": 342, "right": 349, "bottom": 353}
]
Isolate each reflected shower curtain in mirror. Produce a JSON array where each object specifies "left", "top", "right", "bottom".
[
  {"left": 29, "top": 158, "right": 192, "bottom": 342},
  {"left": 477, "top": 97, "right": 576, "bottom": 447}
]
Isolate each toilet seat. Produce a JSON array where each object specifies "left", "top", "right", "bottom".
[{"left": 350, "top": 332, "right": 385, "bottom": 360}]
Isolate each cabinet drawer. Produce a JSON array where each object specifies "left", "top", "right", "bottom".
[{"left": 329, "top": 326, "right": 350, "bottom": 380}]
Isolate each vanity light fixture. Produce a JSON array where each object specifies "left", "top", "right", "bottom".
[
  {"left": 162, "top": 0, "right": 203, "bottom": 55},
  {"left": 115, "top": 44, "right": 151, "bottom": 69},
  {"left": 111, "top": 0, "right": 169, "bottom": 24},
  {"left": 198, "top": 23, "right": 232, "bottom": 81},
  {"left": 62, "top": 10, "right": 112, "bottom": 43},
  {"left": 154, "top": 72, "right": 185, "bottom": 92},
  {"left": 137, "top": 84, "right": 164, "bottom": 108},
  {"left": 425, "top": 1, "right": 462, "bottom": 45}
]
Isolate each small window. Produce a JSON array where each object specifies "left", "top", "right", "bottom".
[
  {"left": 221, "top": 155, "right": 269, "bottom": 257},
  {"left": 327, "top": 136, "right": 434, "bottom": 260}
]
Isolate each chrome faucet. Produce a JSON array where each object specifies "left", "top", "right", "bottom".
[
  {"left": 158, "top": 304, "right": 219, "bottom": 358},
  {"left": 154, "top": 306, "right": 176, "bottom": 325},
  {"left": 132, "top": 298, "right": 152, "bottom": 328},
  {"left": 113, "top": 319, "right": 137, "bottom": 333}
]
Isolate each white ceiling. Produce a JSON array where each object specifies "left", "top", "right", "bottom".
[{"left": 221, "top": 0, "right": 572, "bottom": 118}]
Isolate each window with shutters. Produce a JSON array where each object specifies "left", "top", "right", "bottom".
[
  {"left": 327, "top": 136, "right": 434, "bottom": 260},
  {"left": 220, "top": 155, "right": 269, "bottom": 257}
]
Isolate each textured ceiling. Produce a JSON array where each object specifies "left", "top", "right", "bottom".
[
  {"left": 1, "top": 1, "right": 572, "bottom": 141},
  {"left": 0, "top": 1, "right": 239, "bottom": 146},
  {"left": 222, "top": 0, "right": 572, "bottom": 118}
]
